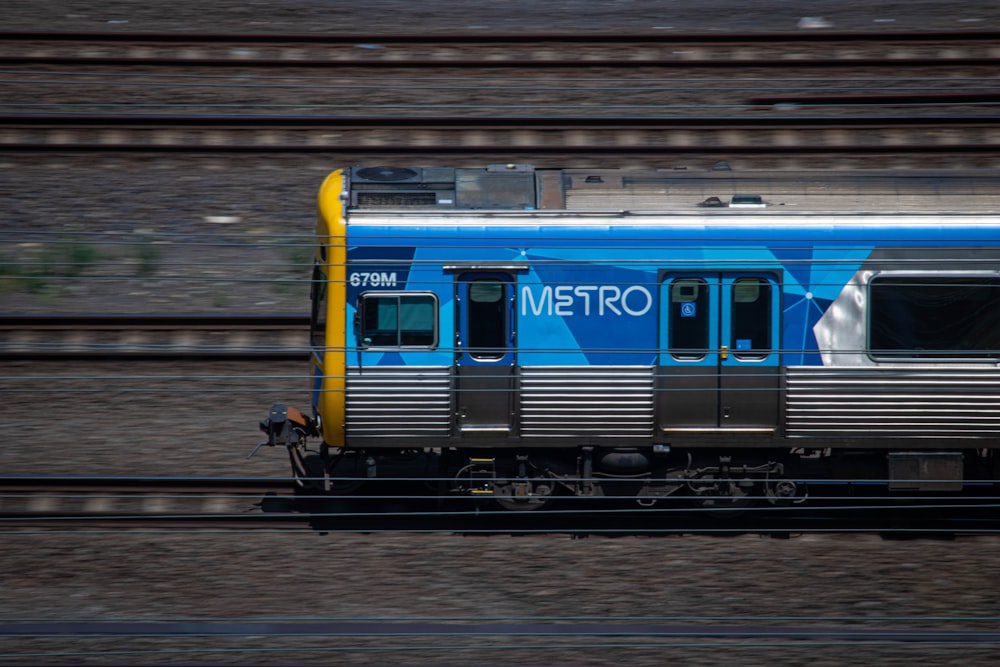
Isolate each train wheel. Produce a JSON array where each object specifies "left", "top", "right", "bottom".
[
  {"left": 766, "top": 479, "right": 805, "bottom": 505},
  {"left": 493, "top": 478, "right": 555, "bottom": 511},
  {"left": 451, "top": 462, "right": 556, "bottom": 510},
  {"left": 299, "top": 451, "right": 366, "bottom": 495}
]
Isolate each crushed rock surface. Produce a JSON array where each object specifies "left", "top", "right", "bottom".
[
  {"left": 2, "top": 531, "right": 1000, "bottom": 665},
  {"left": 3, "top": 3, "right": 1000, "bottom": 665}
]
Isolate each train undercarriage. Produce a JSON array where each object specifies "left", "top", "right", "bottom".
[{"left": 255, "top": 404, "right": 993, "bottom": 511}]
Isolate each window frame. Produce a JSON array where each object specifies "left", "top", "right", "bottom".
[
  {"left": 464, "top": 277, "right": 508, "bottom": 361},
  {"left": 668, "top": 277, "right": 710, "bottom": 361},
  {"left": 356, "top": 290, "right": 439, "bottom": 350},
  {"left": 730, "top": 276, "right": 772, "bottom": 361},
  {"left": 867, "top": 271, "right": 1000, "bottom": 361}
]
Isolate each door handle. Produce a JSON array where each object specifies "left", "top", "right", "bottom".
[{"left": 720, "top": 345, "right": 729, "bottom": 360}]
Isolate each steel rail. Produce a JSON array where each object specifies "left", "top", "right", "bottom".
[
  {"left": 7, "top": 56, "right": 997, "bottom": 68},
  {"left": 0, "top": 474, "right": 291, "bottom": 494},
  {"left": 4, "top": 53, "right": 997, "bottom": 69},
  {"left": 4, "top": 30, "right": 1000, "bottom": 43},
  {"left": 748, "top": 91, "right": 1000, "bottom": 107},
  {"left": 3, "top": 619, "right": 998, "bottom": 643},
  {"left": 4, "top": 113, "right": 997, "bottom": 126}
]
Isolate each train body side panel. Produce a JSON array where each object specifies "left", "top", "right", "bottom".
[{"left": 331, "top": 212, "right": 1000, "bottom": 449}]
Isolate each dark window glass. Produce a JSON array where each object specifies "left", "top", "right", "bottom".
[
  {"left": 399, "top": 297, "right": 436, "bottom": 346},
  {"left": 359, "top": 293, "right": 436, "bottom": 348},
  {"left": 870, "top": 276, "right": 1000, "bottom": 359},
  {"left": 731, "top": 278, "right": 771, "bottom": 360},
  {"left": 670, "top": 278, "right": 709, "bottom": 360},
  {"left": 310, "top": 264, "right": 327, "bottom": 350},
  {"left": 467, "top": 279, "right": 506, "bottom": 359}
]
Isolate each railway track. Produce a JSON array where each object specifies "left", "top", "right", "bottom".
[
  {"left": 3, "top": 618, "right": 998, "bottom": 646},
  {"left": 3, "top": 474, "right": 1000, "bottom": 535},
  {"left": 0, "top": 475, "right": 302, "bottom": 530},
  {"left": 2, "top": 113, "right": 999, "bottom": 158},
  {"left": 3, "top": 30, "right": 999, "bottom": 66},
  {"left": 4, "top": 31, "right": 999, "bottom": 162},
  {"left": 0, "top": 314, "right": 309, "bottom": 359}
]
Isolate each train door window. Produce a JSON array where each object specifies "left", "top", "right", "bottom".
[
  {"left": 669, "top": 278, "right": 709, "bottom": 360},
  {"left": 359, "top": 292, "right": 437, "bottom": 348},
  {"left": 870, "top": 275, "right": 1000, "bottom": 359},
  {"left": 730, "top": 277, "right": 771, "bottom": 360},
  {"left": 310, "top": 264, "right": 327, "bottom": 349},
  {"left": 467, "top": 278, "right": 506, "bottom": 359}
]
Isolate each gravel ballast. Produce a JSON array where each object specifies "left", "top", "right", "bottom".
[{"left": 4, "top": 2, "right": 1000, "bottom": 665}]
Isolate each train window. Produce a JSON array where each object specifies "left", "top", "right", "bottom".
[
  {"left": 669, "top": 278, "right": 709, "bottom": 360},
  {"left": 731, "top": 278, "right": 771, "bottom": 360},
  {"left": 359, "top": 293, "right": 437, "bottom": 348},
  {"left": 467, "top": 278, "right": 506, "bottom": 360},
  {"left": 870, "top": 276, "right": 1000, "bottom": 359},
  {"left": 310, "top": 264, "right": 327, "bottom": 350}
]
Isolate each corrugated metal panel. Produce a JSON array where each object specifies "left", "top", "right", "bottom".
[
  {"left": 519, "top": 366, "right": 654, "bottom": 439},
  {"left": 346, "top": 366, "right": 452, "bottom": 438},
  {"left": 786, "top": 367, "right": 1000, "bottom": 438}
]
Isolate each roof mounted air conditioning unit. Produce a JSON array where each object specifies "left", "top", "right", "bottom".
[
  {"left": 349, "top": 167, "right": 458, "bottom": 209},
  {"left": 351, "top": 166, "right": 423, "bottom": 183}
]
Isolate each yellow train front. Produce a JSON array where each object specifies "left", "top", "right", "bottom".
[{"left": 259, "top": 165, "right": 1000, "bottom": 509}]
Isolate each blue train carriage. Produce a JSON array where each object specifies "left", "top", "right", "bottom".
[{"left": 260, "top": 165, "right": 1000, "bottom": 508}]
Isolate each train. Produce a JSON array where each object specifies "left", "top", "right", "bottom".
[{"left": 258, "top": 164, "right": 1000, "bottom": 509}]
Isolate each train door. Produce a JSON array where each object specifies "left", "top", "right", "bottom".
[
  {"left": 657, "top": 273, "right": 780, "bottom": 432},
  {"left": 455, "top": 272, "right": 515, "bottom": 435}
]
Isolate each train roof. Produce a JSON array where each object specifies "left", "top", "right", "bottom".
[{"left": 346, "top": 165, "right": 1000, "bottom": 215}]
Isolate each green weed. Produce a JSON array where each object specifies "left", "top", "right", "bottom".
[{"left": 135, "top": 239, "right": 162, "bottom": 277}]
